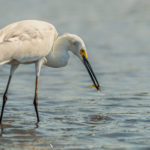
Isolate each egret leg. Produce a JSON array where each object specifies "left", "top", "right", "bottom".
[
  {"left": 33, "top": 75, "right": 40, "bottom": 122},
  {"left": 33, "top": 59, "right": 43, "bottom": 123},
  {"left": 0, "top": 75, "right": 11, "bottom": 124},
  {"left": 0, "top": 64, "right": 19, "bottom": 124}
]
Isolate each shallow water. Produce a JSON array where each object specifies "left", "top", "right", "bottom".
[{"left": 0, "top": 0, "right": 150, "bottom": 149}]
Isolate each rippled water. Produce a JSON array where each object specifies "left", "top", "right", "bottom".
[{"left": 0, "top": 0, "right": 150, "bottom": 149}]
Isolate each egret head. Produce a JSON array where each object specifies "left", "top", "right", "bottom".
[{"left": 65, "top": 34, "right": 100, "bottom": 91}]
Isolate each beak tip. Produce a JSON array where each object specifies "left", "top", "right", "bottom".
[{"left": 97, "top": 86, "right": 100, "bottom": 91}]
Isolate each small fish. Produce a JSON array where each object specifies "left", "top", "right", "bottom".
[{"left": 89, "top": 84, "right": 100, "bottom": 91}]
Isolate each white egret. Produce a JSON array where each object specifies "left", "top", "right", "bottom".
[{"left": 0, "top": 20, "right": 100, "bottom": 124}]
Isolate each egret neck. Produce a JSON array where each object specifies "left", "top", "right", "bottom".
[{"left": 45, "top": 36, "right": 70, "bottom": 68}]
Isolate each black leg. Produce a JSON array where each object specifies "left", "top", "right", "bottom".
[
  {"left": 0, "top": 75, "right": 12, "bottom": 124},
  {"left": 33, "top": 76, "right": 40, "bottom": 122}
]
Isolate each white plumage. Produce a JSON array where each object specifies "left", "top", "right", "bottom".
[{"left": 0, "top": 20, "right": 57, "bottom": 65}]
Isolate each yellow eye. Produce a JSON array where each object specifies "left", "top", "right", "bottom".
[
  {"left": 80, "top": 49, "right": 88, "bottom": 58},
  {"left": 80, "top": 49, "right": 84, "bottom": 55}
]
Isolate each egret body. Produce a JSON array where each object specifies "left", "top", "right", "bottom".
[{"left": 0, "top": 20, "right": 100, "bottom": 124}]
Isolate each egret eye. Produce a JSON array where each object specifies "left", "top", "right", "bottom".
[
  {"left": 80, "top": 49, "right": 85, "bottom": 56},
  {"left": 80, "top": 49, "right": 84, "bottom": 53},
  {"left": 80, "top": 49, "right": 88, "bottom": 58}
]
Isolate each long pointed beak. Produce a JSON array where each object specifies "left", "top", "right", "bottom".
[{"left": 82, "top": 56, "right": 100, "bottom": 91}]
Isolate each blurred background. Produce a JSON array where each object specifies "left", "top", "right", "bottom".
[{"left": 0, "top": 0, "right": 150, "bottom": 150}]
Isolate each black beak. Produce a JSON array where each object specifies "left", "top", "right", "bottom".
[{"left": 82, "top": 56, "right": 100, "bottom": 91}]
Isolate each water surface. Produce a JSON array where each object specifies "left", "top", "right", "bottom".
[{"left": 0, "top": 0, "right": 150, "bottom": 149}]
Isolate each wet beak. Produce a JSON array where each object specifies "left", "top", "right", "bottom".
[{"left": 82, "top": 56, "right": 100, "bottom": 91}]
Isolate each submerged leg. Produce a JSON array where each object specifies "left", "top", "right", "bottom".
[
  {"left": 0, "top": 64, "right": 19, "bottom": 124},
  {"left": 33, "top": 59, "right": 43, "bottom": 123}
]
